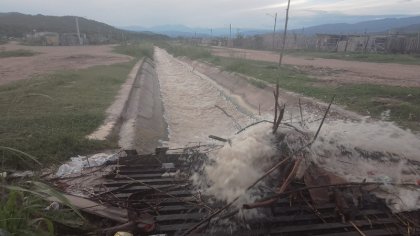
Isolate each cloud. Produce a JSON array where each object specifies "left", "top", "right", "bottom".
[{"left": 0, "top": 0, "right": 419, "bottom": 28}]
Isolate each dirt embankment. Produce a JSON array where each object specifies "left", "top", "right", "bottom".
[
  {"left": 118, "top": 58, "right": 167, "bottom": 153},
  {"left": 181, "top": 57, "right": 360, "bottom": 122},
  {"left": 87, "top": 59, "right": 144, "bottom": 141},
  {"left": 0, "top": 42, "right": 131, "bottom": 86},
  {"left": 88, "top": 57, "right": 167, "bottom": 153},
  {"left": 212, "top": 47, "right": 420, "bottom": 88}
]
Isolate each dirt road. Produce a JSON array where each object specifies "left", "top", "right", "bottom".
[
  {"left": 0, "top": 42, "right": 131, "bottom": 86},
  {"left": 212, "top": 47, "right": 420, "bottom": 87}
]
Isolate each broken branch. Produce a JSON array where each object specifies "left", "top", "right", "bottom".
[
  {"left": 182, "top": 156, "right": 292, "bottom": 235},
  {"left": 312, "top": 95, "right": 335, "bottom": 143}
]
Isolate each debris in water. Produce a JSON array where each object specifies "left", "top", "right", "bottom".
[{"left": 55, "top": 152, "right": 119, "bottom": 177}]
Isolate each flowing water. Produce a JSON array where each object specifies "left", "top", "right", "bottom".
[{"left": 155, "top": 47, "right": 420, "bottom": 213}]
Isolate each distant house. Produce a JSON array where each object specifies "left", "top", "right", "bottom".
[
  {"left": 60, "top": 33, "right": 87, "bottom": 46},
  {"left": 24, "top": 31, "right": 89, "bottom": 46},
  {"left": 25, "top": 32, "right": 60, "bottom": 46},
  {"left": 87, "top": 34, "right": 110, "bottom": 45},
  {"left": 316, "top": 34, "right": 348, "bottom": 51},
  {"left": 314, "top": 32, "right": 420, "bottom": 53}
]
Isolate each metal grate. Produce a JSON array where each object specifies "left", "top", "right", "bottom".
[{"left": 93, "top": 150, "right": 420, "bottom": 236}]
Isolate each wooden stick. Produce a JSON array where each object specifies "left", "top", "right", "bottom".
[
  {"left": 243, "top": 157, "right": 301, "bottom": 209},
  {"left": 236, "top": 120, "right": 273, "bottom": 134},
  {"left": 119, "top": 175, "right": 212, "bottom": 211},
  {"left": 278, "top": 0, "right": 291, "bottom": 67},
  {"left": 273, "top": 90, "right": 279, "bottom": 125},
  {"left": 181, "top": 156, "right": 291, "bottom": 235},
  {"left": 214, "top": 105, "right": 241, "bottom": 130},
  {"left": 250, "top": 182, "right": 418, "bottom": 204},
  {"left": 349, "top": 221, "right": 367, "bottom": 236},
  {"left": 312, "top": 95, "right": 335, "bottom": 143},
  {"left": 273, "top": 104, "right": 285, "bottom": 134},
  {"left": 278, "top": 158, "right": 302, "bottom": 193},
  {"left": 299, "top": 98, "right": 304, "bottom": 126},
  {"left": 208, "top": 135, "right": 228, "bottom": 143},
  {"left": 300, "top": 191, "right": 327, "bottom": 223}
]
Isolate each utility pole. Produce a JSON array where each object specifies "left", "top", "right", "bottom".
[
  {"left": 301, "top": 27, "right": 306, "bottom": 50},
  {"left": 266, "top": 13, "right": 278, "bottom": 51},
  {"left": 278, "top": 0, "right": 291, "bottom": 67},
  {"left": 273, "top": 13, "right": 278, "bottom": 50},
  {"left": 75, "top": 16, "right": 82, "bottom": 45},
  {"left": 417, "top": 32, "right": 420, "bottom": 51},
  {"left": 229, "top": 24, "right": 232, "bottom": 47}
]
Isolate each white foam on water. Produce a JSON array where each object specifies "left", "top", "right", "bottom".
[
  {"left": 309, "top": 119, "right": 420, "bottom": 212},
  {"left": 155, "top": 47, "right": 252, "bottom": 148},
  {"left": 191, "top": 123, "right": 277, "bottom": 207},
  {"left": 155, "top": 47, "right": 420, "bottom": 213},
  {"left": 192, "top": 118, "right": 420, "bottom": 213}
]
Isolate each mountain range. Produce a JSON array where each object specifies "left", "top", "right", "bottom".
[
  {"left": 124, "top": 16, "right": 420, "bottom": 37},
  {"left": 1, "top": 12, "right": 419, "bottom": 40},
  {"left": 0, "top": 12, "right": 167, "bottom": 41},
  {"left": 122, "top": 25, "right": 271, "bottom": 38},
  {"left": 296, "top": 16, "right": 420, "bottom": 35}
]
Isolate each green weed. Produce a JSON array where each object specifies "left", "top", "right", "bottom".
[
  {"left": 0, "top": 62, "right": 134, "bottom": 169},
  {"left": 0, "top": 181, "right": 88, "bottom": 235},
  {"left": 113, "top": 42, "right": 154, "bottom": 59},
  {"left": 0, "top": 49, "right": 38, "bottom": 58},
  {"left": 286, "top": 50, "right": 420, "bottom": 65}
]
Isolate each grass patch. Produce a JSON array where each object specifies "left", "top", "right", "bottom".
[
  {"left": 286, "top": 49, "right": 420, "bottom": 65},
  {"left": 0, "top": 49, "right": 38, "bottom": 58},
  {"left": 216, "top": 58, "right": 420, "bottom": 130},
  {"left": 0, "top": 42, "right": 154, "bottom": 169},
  {"left": 160, "top": 42, "right": 212, "bottom": 60},
  {"left": 0, "top": 62, "right": 135, "bottom": 169},
  {"left": 113, "top": 42, "right": 154, "bottom": 59},
  {"left": 163, "top": 43, "right": 420, "bottom": 131},
  {"left": 0, "top": 182, "right": 89, "bottom": 235}
]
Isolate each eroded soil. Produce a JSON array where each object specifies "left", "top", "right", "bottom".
[{"left": 0, "top": 42, "right": 131, "bottom": 85}]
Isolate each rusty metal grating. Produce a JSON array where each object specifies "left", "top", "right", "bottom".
[{"left": 92, "top": 150, "right": 420, "bottom": 236}]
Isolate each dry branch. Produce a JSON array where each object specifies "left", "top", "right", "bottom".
[
  {"left": 312, "top": 95, "right": 335, "bottom": 143},
  {"left": 243, "top": 157, "right": 302, "bottom": 209},
  {"left": 250, "top": 182, "right": 418, "bottom": 204},
  {"left": 273, "top": 104, "right": 285, "bottom": 134},
  {"left": 299, "top": 98, "right": 304, "bottom": 126},
  {"left": 214, "top": 105, "right": 241, "bottom": 130},
  {"left": 118, "top": 175, "right": 212, "bottom": 211},
  {"left": 181, "top": 156, "right": 292, "bottom": 235}
]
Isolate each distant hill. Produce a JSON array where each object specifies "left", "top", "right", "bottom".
[
  {"left": 296, "top": 16, "right": 420, "bottom": 35},
  {"left": 391, "top": 24, "right": 420, "bottom": 34},
  {"left": 123, "top": 24, "right": 270, "bottom": 38},
  {"left": 123, "top": 16, "right": 420, "bottom": 38},
  {"left": 0, "top": 12, "right": 167, "bottom": 42}
]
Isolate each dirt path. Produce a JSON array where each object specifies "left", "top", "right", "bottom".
[
  {"left": 212, "top": 47, "right": 420, "bottom": 87},
  {"left": 0, "top": 42, "right": 131, "bottom": 86}
]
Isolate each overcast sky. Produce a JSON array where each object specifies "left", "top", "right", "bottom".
[{"left": 1, "top": 0, "right": 420, "bottom": 29}]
